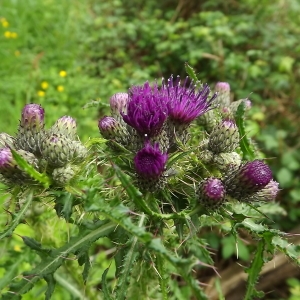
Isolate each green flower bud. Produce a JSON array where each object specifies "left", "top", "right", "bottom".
[
  {"left": 214, "top": 82, "right": 231, "bottom": 108},
  {"left": 208, "top": 119, "right": 240, "bottom": 154},
  {"left": 213, "top": 152, "right": 242, "bottom": 171},
  {"left": 49, "top": 116, "right": 77, "bottom": 140},
  {"left": 41, "top": 134, "right": 74, "bottom": 167},
  {"left": 52, "top": 164, "right": 77, "bottom": 186},
  {"left": 0, "top": 133, "right": 16, "bottom": 149}
]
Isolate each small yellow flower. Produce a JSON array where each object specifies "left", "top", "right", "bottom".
[
  {"left": 14, "top": 245, "right": 21, "bottom": 252},
  {"left": 10, "top": 32, "right": 18, "bottom": 38},
  {"left": 2, "top": 20, "right": 9, "bottom": 28},
  {"left": 41, "top": 81, "right": 49, "bottom": 90},
  {"left": 37, "top": 90, "right": 45, "bottom": 97},
  {"left": 59, "top": 70, "right": 67, "bottom": 77},
  {"left": 14, "top": 50, "right": 21, "bottom": 56},
  {"left": 4, "top": 31, "right": 11, "bottom": 38},
  {"left": 57, "top": 85, "right": 64, "bottom": 92}
]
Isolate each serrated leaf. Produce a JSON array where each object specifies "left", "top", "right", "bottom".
[
  {"left": 244, "top": 239, "right": 265, "bottom": 300},
  {"left": 11, "top": 149, "right": 51, "bottom": 188},
  {"left": 2, "top": 221, "right": 115, "bottom": 298},
  {"left": 234, "top": 102, "right": 256, "bottom": 160},
  {"left": 0, "top": 256, "right": 24, "bottom": 290},
  {"left": 185, "top": 63, "right": 202, "bottom": 87},
  {"left": 102, "top": 268, "right": 113, "bottom": 300},
  {"left": 272, "top": 236, "right": 300, "bottom": 264},
  {"left": 115, "top": 214, "right": 145, "bottom": 300},
  {"left": 44, "top": 274, "right": 56, "bottom": 300},
  {"left": 0, "top": 190, "right": 33, "bottom": 240}
]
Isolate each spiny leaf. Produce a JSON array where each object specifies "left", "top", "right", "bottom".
[
  {"left": 0, "top": 256, "right": 24, "bottom": 291},
  {"left": 115, "top": 214, "right": 145, "bottom": 300},
  {"left": 2, "top": 221, "right": 115, "bottom": 298},
  {"left": 234, "top": 101, "right": 256, "bottom": 160},
  {"left": 102, "top": 268, "right": 113, "bottom": 300},
  {"left": 272, "top": 236, "right": 300, "bottom": 265},
  {"left": 44, "top": 274, "right": 56, "bottom": 300},
  {"left": 185, "top": 63, "right": 202, "bottom": 87},
  {"left": 11, "top": 149, "right": 52, "bottom": 188},
  {"left": 244, "top": 239, "right": 265, "bottom": 300},
  {"left": 0, "top": 190, "right": 33, "bottom": 240}
]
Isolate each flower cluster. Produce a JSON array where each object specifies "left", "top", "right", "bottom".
[
  {"left": 0, "top": 104, "right": 87, "bottom": 187},
  {"left": 198, "top": 160, "right": 279, "bottom": 209},
  {"left": 98, "top": 76, "right": 216, "bottom": 191}
]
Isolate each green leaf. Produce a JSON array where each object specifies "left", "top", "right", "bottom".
[
  {"left": 115, "top": 214, "right": 145, "bottom": 300},
  {"left": 0, "top": 256, "right": 24, "bottom": 291},
  {"left": 244, "top": 239, "right": 265, "bottom": 300},
  {"left": 185, "top": 63, "right": 202, "bottom": 87},
  {"left": 102, "top": 268, "right": 113, "bottom": 300},
  {"left": 234, "top": 101, "right": 256, "bottom": 160},
  {"left": 11, "top": 149, "right": 52, "bottom": 188},
  {"left": 44, "top": 274, "right": 56, "bottom": 300},
  {"left": 0, "top": 190, "right": 33, "bottom": 240},
  {"left": 2, "top": 221, "right": 116, "bottom": 298}
]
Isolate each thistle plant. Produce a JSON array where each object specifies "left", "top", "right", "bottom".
[{"left": 0, "top": 65, "right": 298, "bottom": 300}]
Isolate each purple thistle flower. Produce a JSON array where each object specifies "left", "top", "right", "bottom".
[
  {"left": 246, "top": 180, "right": 279, "bottom": 202},
  {"left": 0, "top": 147, "right": 14, "bottom": 169},
  {"left": 110, "top": 92, "right": 129, "bottom": 115},
  {"left": 122, "top": 82, "right": 168, "bottom": 138},
  {"left": 20, "top": 103, "right": 45, "bottom": 131},
  {"left": 197, "top": 178, "right": 226, "bottom": 209},
  {"left": 165, "top": 75, "right": 217, "bottom": 125},
  {"left": 134, "top": 141, "right": 168, "bottom": 179},
  {"left": 224, "top": 160, "right": 273, "bottom": 200},
  {"left": 240, "top": 160, "right": 272, "bottom": 189}
]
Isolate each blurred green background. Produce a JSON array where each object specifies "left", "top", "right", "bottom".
[{"left": 1, "top": 0, "right": 300, "bottom": 298}]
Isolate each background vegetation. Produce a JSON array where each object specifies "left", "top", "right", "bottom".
[{"left": 1, "top": 0, "right": 300, "bottom": 299}]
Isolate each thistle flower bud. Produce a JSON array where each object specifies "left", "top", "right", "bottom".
[
  {"left": 223, "top": 160, "right": 273, "bottom": 200},
  {"left": 134, "top": 142, "right": 168, "bottom": 192},
  {"left": 0, "top": 148, "right": 38, "bottom": 184},
  {"left": 213, "top": 152, "right": 242, "bottom": 171},
  {"left": 49, "top": 116, "right": 77, "bottom": 140},
  {"left": 246, "top": 179, "right": 279, "bottom": 202},
  {"left": 16, "top": 103, "right": 45, "bottom": 156},
  {"left": 110, "top": 92, "right": 128, "bottom": 117},
  {"left": 20, "top": 103, "right": 45, "bottom": 131},
  {"left": 229, "top": 99, "right": 252, "bottom": 114},
  {"left": 197, "top": 109, "right": 221, "bottom": 134},
  {"left": 197, "top": 178, "right": 226, "bottom": 209},
  {"left": 41, "top": 134, "right": 74, "bottom": 168},
  {"left": 98, "top": 116, "right": 121, "bottom": 139},
  {"left": 71, "top": 141, "right": 88, "bottom": 164},
  {"left": 215, "top": 82, "right": 231, "bottom": 107},
  {"left": 52, "top": 164, "right": 77, "bottom": 186},
  {"left": 0, "top": 133, "right": 16, "bottom": 149},
  {"left": 208, "top": 119, "right": 240, "bottom": 153}
]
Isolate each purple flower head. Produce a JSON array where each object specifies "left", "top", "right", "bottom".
[
  {"left": 134, "top": 141, "right": 168, "bottom": 179},
  {"left": 203, "top": 178, "right": 226, "bottom": 200},
  {"left": 247, "top": 179, "right": 280, "bottom": 202},
  {"left": 20, "top": 103, "right": 45, "bottom": 130},
  {"left": 122, "top": 82, "right": 168, "bottom": 137},
  {"left": 215, "top": 82, "right": 230, "bottom": 93},
  {"left": 110, "top": 92, "right": 129, "bottom": 115},
  {"left": 0, "top": 148, "right": 14, "bottom": 169},
  {"left": 98, "top": 116, "right": 120, "bottom": 138},
  {"left": 240, "top": 160, "right": 272, "bottom": 190},
  {"left": 198, "top": 177, "right": 226, "bottom": 208},
  {"left": 165, "top": 75, "right": 217, "bottom": 125}
]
